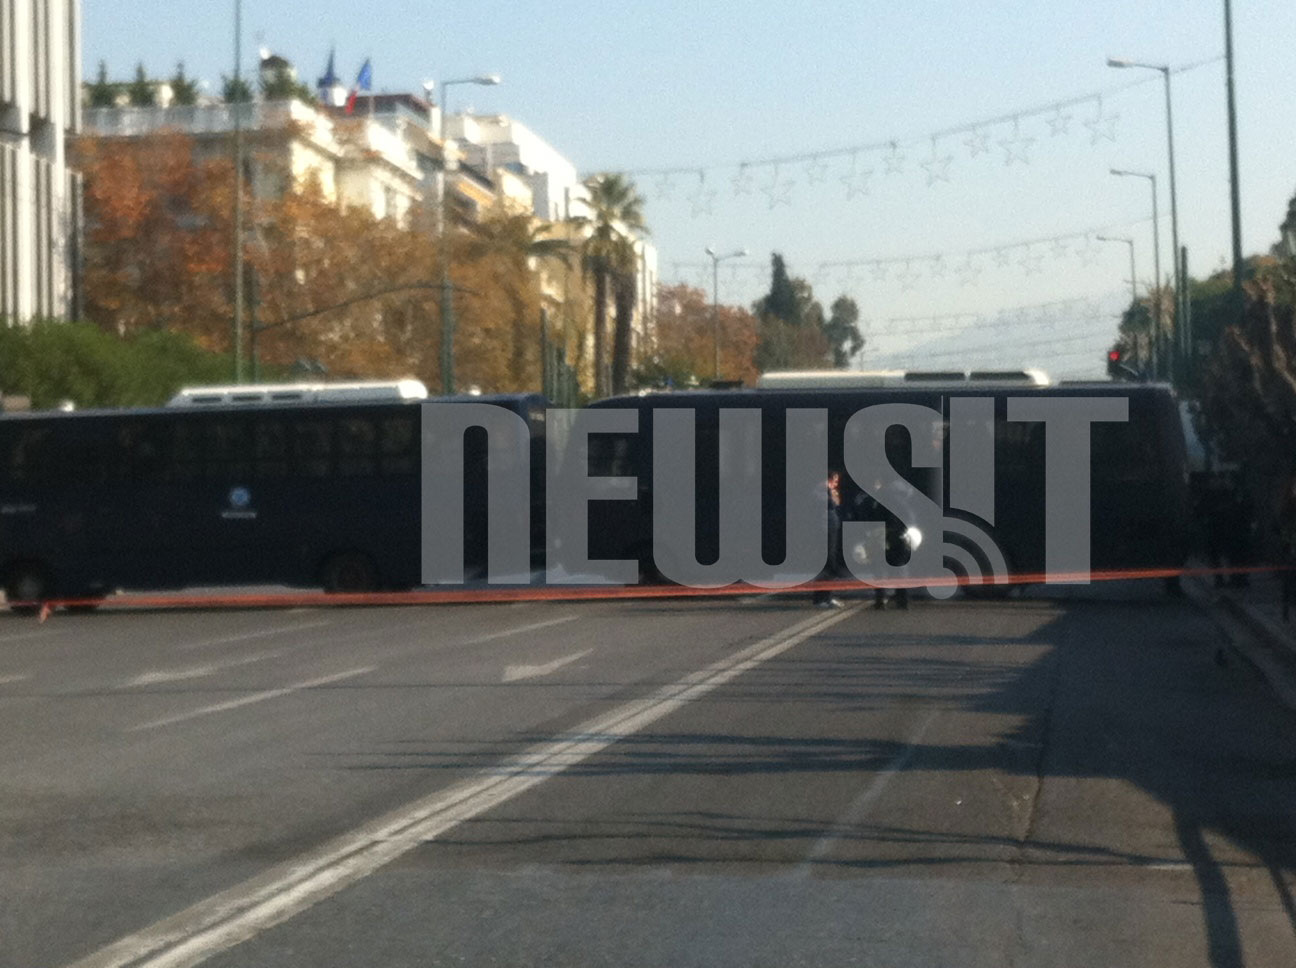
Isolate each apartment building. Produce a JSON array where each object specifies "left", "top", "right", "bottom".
[{"left": 0, "top": 0, "right": 81, "bottom": 322}]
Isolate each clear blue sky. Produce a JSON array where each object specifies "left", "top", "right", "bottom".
[{"left": 84, "top": 1, "right": 1294, "bottom": 376}]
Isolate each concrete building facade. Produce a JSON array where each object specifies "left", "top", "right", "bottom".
[{"left": 1, "top": 0, "right": 81, "bottom": 323}]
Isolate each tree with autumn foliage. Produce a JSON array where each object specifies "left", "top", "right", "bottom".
[{"left": 635, "top": 283, "right": 759, "bottom": 388}]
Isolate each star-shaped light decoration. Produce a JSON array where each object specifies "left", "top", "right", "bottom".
[
  {"left": 654, "top": 173, "right": 675, "bottom": 200},
  {"left": 804, "top": 156, "right": 830, "bottom": 185},
  {"left": 870, "top": 262, "right": 889, "bottom": 282},
  {"left": 883, "top": 141, "right": 905, "bottom": 175},
  {"left": 761, "top": 166, "right": 794, "bottom": 209},
  {"left": 921, "top": 139, "right": 953, "bottom": 186},
  {"left": 894, "top": 261, "right": 921, "bottom": 291},
  {"left": 1083, "top": 97, "right": 1118, "bottom": 145},
  {"left": 686, "top": 171, "right": 716, "bottom": 218},
  {"left": 1046, "top": 107, "right": 1072, "bottom": 137},
  {"left": 731, "top": 164, "right": 755, "bottom": 196},
  {"left": 999, "top": 118, "right": 1035, "bottom": 166},
  {"left": 840, "top": 154, "right": 874, "bottom": 199},
  {"left": 964, "top": 127, "right": 991, "bottom": 158},
  {"left": 1050, "top": 237, "right": 1070, "bottom": 259},
  {"left": 1076, "top": 236, "right": 1102, "bottom": 266},
  {"left": 993, "top": 248, "right": 1012, "bottom": 268},
  {"left": 928, "top": 255, "right": 948, "bottom": 278},
  {"left": 1019, "top": 247, "right": 1045, "bottom": 275},
  {"left": 956, "top": 257, "right": 981, "bottom": 287}
]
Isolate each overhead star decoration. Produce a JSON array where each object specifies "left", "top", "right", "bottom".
[
  {"left": 883, "top": 141, "right": 905, "bottom": 175},
  {"left": 731, "top": 164, "right": 755, "bottom": 196},
  {"left": 687, "top": 171, "right": 716, "bottom": 217},
  {"left": 895, "top": 261, "right": 921, "bottom": 290},
  {"left": 1050, "top": 237, "right": 1070, "bottom": 259},
  {"left": 928, "top": 255, "right": 948, "bottom": 278},
  {"left": 870, "top": 262, "right": 889, "bottom": 282},
  {"left": 993, "top": 248, "right": 1012, "bottom": 268},
  {"left": 999, "top": 117, "right": 1035, "bottom": 166},
  {"left": 804, "top": 156, "right": 830, "bottom": 185},
  {"left": 654, "top": 173, "right": 675, "bottom": 200},
  {"left": 1076, "top": 236, "right": 1102, "bottom": 265},
  {"left": 761, "top": 166, "right": 794, "bottom": 208},
  {"left": 1083, "top": 97, "right": 1119, "bottom": 145},
  {"left": 840, "top": 154, "right": 874, "bottom": 199},
  {"left": 1019, "top": 248, "right": 1045, "bottom": 275},
  {"left": 921, "top": 140, "right": 953, "bottom": 186},
  {"left": 956, "top": 257, "right": 981, "bottom": 287},
  {"left": 963, "top": 127, "right": 991, "bottom": 158},
  {"left": 1046, "top": 108, "right": 1072, "bottom": 136}
]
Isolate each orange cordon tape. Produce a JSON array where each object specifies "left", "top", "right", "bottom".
[{"left": 16, "top": 565, "right": 1286, "bottom": 620}]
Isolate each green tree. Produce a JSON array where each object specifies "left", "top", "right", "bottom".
[
  {"left": 127, "top": 62, "right": 155, "bottom": 107},
  {"left": 576, "top": 173, "right": 647, "bottom": 397},
  {"left": 221, "top": 75, "right": 253, "bottom": 103},
  {"left": 88, "top": 61, "right": 116, "bottom": 108},
  {"left": 169, "top": 62, "right": 199, "bottom": 106},
  {"left": 823, "top": 295, "right": 864, "bottom": 367},
  {"left": 260, "top": 64, "right": 313, "bottom": 103},
  {"left": 752, "top": 253, "right": 828, "bottom": 371}
]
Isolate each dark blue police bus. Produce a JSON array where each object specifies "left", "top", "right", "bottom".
[{"left": 0, "top": 382, "right": 546, "bottom": 612}]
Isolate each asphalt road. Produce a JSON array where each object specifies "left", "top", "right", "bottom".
[{"left": 2, "top": 585, "right": 1294, "bottom": 967}]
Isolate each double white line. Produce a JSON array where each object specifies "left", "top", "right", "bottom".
[{"left": 67, "top": 605, "right": 858, "bottom": 968}]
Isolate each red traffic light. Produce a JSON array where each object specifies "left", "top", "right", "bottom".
[{"left": 1108, "top": 349, "right": 1122, "bottom": 363}]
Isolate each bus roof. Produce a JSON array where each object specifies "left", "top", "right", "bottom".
[
  {"left": 755, "top": 369, "right": 1052, "bottom": 389},
  {"left": 166, "top": 380, "right": 429, "bottom": 407}
]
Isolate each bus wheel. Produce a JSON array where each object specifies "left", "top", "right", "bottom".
[
  {"left": 321, "top": 553, "right": 378, "bottom": 593},
  {"left": 5, "top": 563, "right": 51, "bottom": 616}
]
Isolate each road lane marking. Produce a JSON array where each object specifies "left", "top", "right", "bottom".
[
  {"left": 0, "top": 630, "right": 56, "bottom": 644},
  {"left": 503, "top": 648, "right": 592, "bottom": 683},
  {"left": 799, "top": 707, "right": 942, "bottom": 871},
  {"left": 125, "top": 667, "right": 375, "bottom": 732},
  {"left": 0, "top": 673, "right": 30, "bottom": 685},
  {"left": 68, "top": 606, "right": 857, "bottom": 968},
  {"left": 122, "top": 652, "right": 282, "bottom": 688},
  {"left": 464, "top": 614, "right": 579, "bottom": 645},
  {"left": 177, "top": 620, "right": 334, "bottom": 651}
]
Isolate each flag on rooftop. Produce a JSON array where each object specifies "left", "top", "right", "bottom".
[{"left": 345, "top": 58, "right": 372, "bottom": 115}]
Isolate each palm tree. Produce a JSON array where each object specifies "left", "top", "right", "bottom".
[
  {"left": 611, "top": 235, "right": 640, "bottom": 394},
  {"left": 464, "top": 208, "right": 573, "bottom": 386},
  {"left": 576, "top": 174, "right": 646, "bottom": 397}
]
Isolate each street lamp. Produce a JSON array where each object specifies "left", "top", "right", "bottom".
[
  {"left": 1106, "top": 57, "right": 1183, "bottom": 368},
  {"left": 1110, "top": 168, "right": 1164, "bottom": 380},
  {"left": 435, "top": 74, "right": 501, "bottom": 394},
  {"left": 704, "top": 246, "right": 747, "bottom": 380},
  {"left": 1095, "top": 235, "right": 1140, "bottom": 368}
]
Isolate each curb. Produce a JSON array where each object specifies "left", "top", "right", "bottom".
[{"left": 1183, "top": 575, "right": 1296, "bottom": 712}]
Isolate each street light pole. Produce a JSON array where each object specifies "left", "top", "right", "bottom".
[
  {"left": 1096, "top": 235, "right": 1140, "bottom": 367},
  {"left": 1223, "top": 0, "right": 1245, "bottom": 326},
  {"left": 1106, "top": 58, "right": 1182, "bottom": 370},
  {"left": 232, "top": 0, "right": 244, "bottom": 382},
  {"left": 435, "top": 74, "right": 501, "bottom": 394},
  {"left": 1111, "top": 169, "right": 1162, "bottom": 379},
  {"left": 704, "top": 246, "right": 747, "bottom": 381}
]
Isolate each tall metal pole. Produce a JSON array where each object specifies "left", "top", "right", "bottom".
[
  {"left": 1223, "top": 0, "right": 1245, "bottom": 323},
  {"left": 232, "top": 0, "right": 244, "bottom": 382},
  {"left": 1161, "top": 68, "right": 1182, "bottom": 369},
  {"left": 709, "top": 253, "right": 720, "bottom": 380},
  {"left": 1149, "top": 174, "right": 1163, "bottom": 380},
  {"left": 438, "top": 83, "right": 455, "bottom": 395}
]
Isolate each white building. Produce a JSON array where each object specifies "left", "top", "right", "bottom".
[
  {"left": 449, "top": 113, "right": 658, "bottom": 347},
  {"left": 0, "top": 0, "right": 81, "bottom": 323}
]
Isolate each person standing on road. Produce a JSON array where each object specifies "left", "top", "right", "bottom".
[{"left": 812, "top": 471, "right": 844, "bottom": 608}]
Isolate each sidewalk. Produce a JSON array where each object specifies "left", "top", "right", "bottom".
[{"left": 1183, "top": 563, "right": 1296, "bottom": 710}]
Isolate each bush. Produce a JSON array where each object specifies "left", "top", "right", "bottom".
[{"left": 0, "top": 320, "right": 241, "bottom": 409}]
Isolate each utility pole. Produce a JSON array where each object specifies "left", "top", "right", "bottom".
[
  {"left": 1223, "top": 0, "right": 1245, "bottom": 328},
  {"left": 231, "top": 0, "right": 245, "bottom": 382}
]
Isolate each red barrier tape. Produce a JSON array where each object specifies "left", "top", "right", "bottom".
[{"left": 9, "top": 564, "right": 1287, "bottom": 620}]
